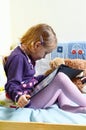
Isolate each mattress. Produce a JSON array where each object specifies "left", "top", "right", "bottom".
[{"left": 0, "top": 104, "right": 86, "bottom": 124}]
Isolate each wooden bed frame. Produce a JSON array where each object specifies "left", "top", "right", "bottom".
[{"left": 0, "top": 121, "right": 86, "bottom": 130}]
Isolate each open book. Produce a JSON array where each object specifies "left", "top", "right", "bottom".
[{"left": 30, "top": 64, "right": 83, "bottom": 98}]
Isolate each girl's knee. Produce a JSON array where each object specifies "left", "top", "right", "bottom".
[{"left": 56, "top": 72, "right": 67, "bottom": 81}]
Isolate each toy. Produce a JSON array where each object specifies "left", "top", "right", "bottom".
[{"left": 45, "top": 57, "right": 86, "bottom": 93}]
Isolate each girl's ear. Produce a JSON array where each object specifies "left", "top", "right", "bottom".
[{"left": 34, "top": 41, "right": 42, "bottom": 49}]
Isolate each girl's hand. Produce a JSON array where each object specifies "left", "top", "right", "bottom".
[{"left": 17, "top": 94, "right": 31, "bottom": 108}]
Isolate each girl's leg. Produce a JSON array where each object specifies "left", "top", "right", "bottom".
[
  {"left": 58, "top": 92, "right": 86, "bottom": 113},
  {"left": 29, "top": 83, "right": 61, "bottom": 109},
  {"left": 55, "top": 72, "right": 86, "bottom": 106},
  {"left": 29, "top": 72, "right": 86, "bottom": 110}
]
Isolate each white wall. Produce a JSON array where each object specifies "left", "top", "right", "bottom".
[
  {"left": 10, "top": 0, "right": 86, "bottom": 43},
  {"left": 56, "top": 0, "right": 86, "bottom": 42},
  {"left": 9, "top": 0, "right": 58, "bottom": 43},
  {"left": 0, "top": 0, "right": 12, "bottom": 55}
]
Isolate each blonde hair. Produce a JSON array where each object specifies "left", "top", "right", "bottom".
[{"left": 20, "top": 23, "right": 57, "bottom": 47}]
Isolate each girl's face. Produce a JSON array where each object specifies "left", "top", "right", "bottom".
[{"left": 30, "top": 42, "right": 56, "bottom": 61}]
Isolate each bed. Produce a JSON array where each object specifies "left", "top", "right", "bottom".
[
  {"left": 0, "top": 42, "right": 86, "bottom": 130},
  {"left": 0, "top": 104, "right": 86, "bottom": 130}
]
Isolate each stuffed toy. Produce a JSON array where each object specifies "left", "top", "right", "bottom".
[
  {"left": 45, "top": 57, "right": 86, "bottom": 93},
  {"left": 65, "top": 58, "right": 86, "bottom": 93}
]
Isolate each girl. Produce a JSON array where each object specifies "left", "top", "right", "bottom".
[{"left": 4, "top": 23, "right": 86, "bottom": 113}]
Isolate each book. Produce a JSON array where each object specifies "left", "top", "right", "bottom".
[{"left": 30, "top": 64, "right": 83, "bottom": 98}]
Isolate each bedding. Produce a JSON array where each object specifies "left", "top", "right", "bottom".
[{"left": 0, "top": 103, "right": 86, "bottom": 124}]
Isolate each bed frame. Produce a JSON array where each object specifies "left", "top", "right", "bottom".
[{"left": 0, "top": 121, "right": 86, "bottom": 130}]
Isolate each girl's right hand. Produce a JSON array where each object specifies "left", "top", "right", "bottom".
[{"left": 17, "top": 94, "right": 31, "bottom": 108}]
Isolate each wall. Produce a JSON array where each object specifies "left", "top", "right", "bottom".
[
  {"left": 10, "top": 0, "right": 86, "bottom": 43},
  {"left": 9, "top": 0, "right": 58, "bottom": 43},
  {"left": 0, "top": 0, "right": 12, "bottom": 55},
  {"left": 56, "top": 0, "right": 86, "bottom": 42}
]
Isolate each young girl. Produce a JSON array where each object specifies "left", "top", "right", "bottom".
[{"left": 4, "top": 23, "right": 86, "bottom": 113}]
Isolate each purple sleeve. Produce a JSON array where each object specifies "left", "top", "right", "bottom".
[
  {"left": 5, "top": 55, "right": 26, "bottom": 102},
  {"left": 35, "top": 75, "right": 46, "bottom": 82}
]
